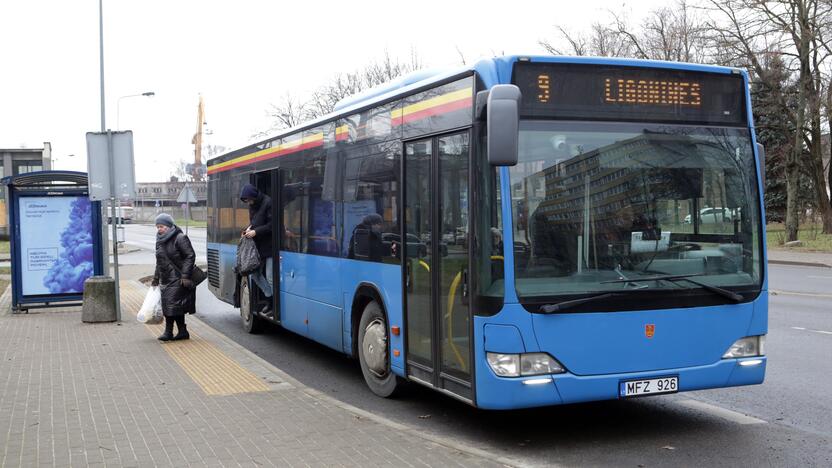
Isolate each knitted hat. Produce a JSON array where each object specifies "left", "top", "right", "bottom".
[{"left": 154, "top": 213, "right": 175, "bottom": 228}]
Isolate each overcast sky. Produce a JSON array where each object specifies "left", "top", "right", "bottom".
[{"left": 0, "top": 0, "right": 662, "bottom": 182}]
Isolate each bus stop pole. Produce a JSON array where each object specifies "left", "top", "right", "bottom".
[
  {"left": 106, "top": 131, "right": 122, "bottom": 321},
  {"left": 98, "top": 0, "right": 111, "bottom": 277}
]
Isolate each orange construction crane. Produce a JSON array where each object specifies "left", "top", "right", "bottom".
[{"left": 190, "top": 95, "right": 205, "bottom": 181}]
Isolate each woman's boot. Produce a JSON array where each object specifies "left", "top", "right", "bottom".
[
  {"left": 158, "top": 317, "right": 174, "bottom": 341},
  {"left": 173, "top": 316, "right": 189, "bottom": 341}
]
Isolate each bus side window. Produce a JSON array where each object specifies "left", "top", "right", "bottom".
[
  {"left": 342, "top": 144, "right": 400, "bottom": 264},
  {"left": 231, "top": 176, "right": 248, "bottom": 244},
  {"left": 282, "top": 168, "right": 304, "bottom": 253}
]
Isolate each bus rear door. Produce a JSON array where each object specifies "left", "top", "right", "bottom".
[{"left": 240, "top": 169, "right": 282, "bottom": 331}]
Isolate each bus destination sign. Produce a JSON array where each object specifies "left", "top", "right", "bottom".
[{"left": 513, "top": 62, "right": 746, "bottom": 125}]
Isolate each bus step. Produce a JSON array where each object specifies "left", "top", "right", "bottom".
[{"left": 256, "top": 309, "right": 280, "bottom": 324}]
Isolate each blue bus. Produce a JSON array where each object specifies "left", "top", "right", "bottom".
[{"left": 206, "top": 55, "right": 767, "bottom": 409}]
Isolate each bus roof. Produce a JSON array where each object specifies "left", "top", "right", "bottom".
[
  {"left": 336, "top": 56, "right": 744, "bottom": 113},
  {"left": 208, "top": 55, "right": 747, "bottom": 166}
]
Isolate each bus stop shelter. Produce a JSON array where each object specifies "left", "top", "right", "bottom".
[{"left": 2, "top": 171, "right": 104, "bottom": 313}]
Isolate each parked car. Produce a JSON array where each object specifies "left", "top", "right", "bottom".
[
  {"left": 106, "top": 205, "right": 133, "bottom": 224},
  {"left": 684, "top": 207, "right": 732, "bottom": 224},
  {"left": 382, "top": 233, "right": 427, "bottom": 257}
]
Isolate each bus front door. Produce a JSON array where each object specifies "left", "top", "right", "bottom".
[{"left": 404, "top": 132, "right": 472, "bottom": 401}]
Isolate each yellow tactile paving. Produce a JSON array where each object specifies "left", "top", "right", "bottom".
[{"left": 121, "top": 282, "right": 270, "bottom": 396}]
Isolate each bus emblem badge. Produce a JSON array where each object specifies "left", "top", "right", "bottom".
[{"left": 645, "top": 324, "right": 655, "bottom": 339}]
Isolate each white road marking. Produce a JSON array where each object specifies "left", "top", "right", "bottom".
[
  {"left": 676, "top": 399, "right": 767, "bottom": 425},
  {"left": 807, "top": 275, "right": 832, "bottom": 279},
  {"left": 791, "top": 326, "right": 832, "bottom": 335},
  {"left": 770, "top": 289, "right": 832, "bottom": 298}
]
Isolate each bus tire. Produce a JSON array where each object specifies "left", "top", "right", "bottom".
[
  {"left": 240, "top": 277, "right": 262, "bottom": 334},
  {"left": 357, "top": 300, "right": 400, "bottom": 398}
]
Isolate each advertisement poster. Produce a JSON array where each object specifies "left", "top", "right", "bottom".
[{"left": 17, "top": 196, "right": 94, "bottom": 296}]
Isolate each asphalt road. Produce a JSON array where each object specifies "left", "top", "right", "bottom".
[
  {"left": 126, "top": 226, "right": 831, "bottom": 466},
  {"left": 119, "top": 223, "right": 207, "bottom": 264}
]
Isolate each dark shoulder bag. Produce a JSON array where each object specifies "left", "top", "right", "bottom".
[{"left": 161, "top": 240, "right": 207, "bottom": 287}]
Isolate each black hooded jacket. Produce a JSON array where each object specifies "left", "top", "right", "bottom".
[{"left": 247, "top": 190, "right": 273, "bottom": 260}]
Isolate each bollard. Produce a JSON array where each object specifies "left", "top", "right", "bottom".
[{"left": 81, "top": 276, "right": 117, "bottom": 323}]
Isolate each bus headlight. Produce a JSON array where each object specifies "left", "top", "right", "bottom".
[
  {"left": 487, "top": 352, "right": 565, "bottom": 377},
  {"left": 487, "top": 353, "right": 519, "bottom": 376},
  {"left": 521, "top": 353, "right": 565, "bottom": 375},
  {"left": 722, "top": 335, "right": 765, "bottom": 358}
]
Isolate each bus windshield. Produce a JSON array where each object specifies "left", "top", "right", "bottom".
[{"left": 508, "top": 120, "right": 762, "bottom": 304}]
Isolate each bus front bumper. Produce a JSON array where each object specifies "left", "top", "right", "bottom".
[{"left": 474, "top": 357, "right": 766, "bottom": 409}]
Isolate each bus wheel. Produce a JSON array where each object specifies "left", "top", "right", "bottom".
[
  {"left": 240, "top": 277, "right": 261, "bottom": 334},
  {"left": 357, "top": 300, "right": 400, "bottom": 397}
]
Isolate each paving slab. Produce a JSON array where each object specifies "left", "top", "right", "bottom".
[{"left": 0, "top": 282, "right": 525, "bottom": 468}]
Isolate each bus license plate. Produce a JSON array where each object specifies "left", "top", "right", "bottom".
[{"left": 620, "top": 376, "right": 678, "bottom": 397}]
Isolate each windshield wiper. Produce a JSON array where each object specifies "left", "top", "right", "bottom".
[
  {"left": 539, "top": 292, "right": 619, "bottom": 313},
  {"left": 614, "top": 265, "right": 649, "bottom": 289},
  {"left": 602, "top": 273, "right": 743, "bottom": 302},
  {"left": 601, "top": 273, "right": 705, "bottom": 284}
]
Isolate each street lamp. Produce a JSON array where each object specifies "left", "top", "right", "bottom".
[
  {"left": 52, "top": 154, "right": 75, "bottom": 170},
  {"left": 117, "top": 91, "right": 155, "bottom": 130}
]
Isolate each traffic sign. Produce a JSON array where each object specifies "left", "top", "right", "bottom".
[
  {"left": 86, "top": 131, "right": 136, "bottom": 201},
  {"left": 176, "top": 185, "right": 198, "bottom": 203}
]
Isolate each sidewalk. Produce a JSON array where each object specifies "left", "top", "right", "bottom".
[
  {"left": 768, "top": 249, "right": 832, "bottom": 268},
  {"left": 0, "top": 283, "right": 518, "bottom": 468}
]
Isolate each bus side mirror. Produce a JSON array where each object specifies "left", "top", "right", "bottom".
[
  {"left": 756, "top": 142, "right": 765, "bottom": 193},
  {"left": 487, "top": 85, "right": 521, "bottom": 166}
]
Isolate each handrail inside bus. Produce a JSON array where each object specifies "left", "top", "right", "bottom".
[
  {"left": 446, "top": 271, "right": 467, "bottom": 371},
  {"left": 443, "top": 256, "right": 503, "bottom": 372}
]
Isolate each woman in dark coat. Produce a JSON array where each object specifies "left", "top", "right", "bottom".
[{"left": 151, "top": 213, "right": 196, "bottom": 341}]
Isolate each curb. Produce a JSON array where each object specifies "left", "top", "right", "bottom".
[
  {"left": 768, "top": 259, "right": 832, "bottom": 269},
  {"left": 131, "top": 280, "right": 535, "bottom": 468},
  {"left": 190, "top": 311, "right": 534, "bottom": 468}
]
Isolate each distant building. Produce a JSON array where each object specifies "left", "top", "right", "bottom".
[
  {"left": 528, "top": 133, "right": 707, "bottom": 233},
  {"left": 133, "top": 180, "right": 207, "bottom": 222},
  {"left": 1, "top": 143, "right": 53, "bottom": 237}
]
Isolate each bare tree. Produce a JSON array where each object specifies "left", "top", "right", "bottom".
[
  {"left": 540, "top": 25, "right": 590, "bottom": 56},
  {"left": 540, "top": 1, "right": 709, "bottom": 60},
  {"left": 455, "top": 45, "right": 467, "bottom": 65},
  {"left": 172, "top": 159, "right": 192, "bottom": 182},
  {"left": 539, "top": 23, "right": 632, "bottom": 57},
  {"left": 539, "top": 0, "right": 832, "bottom": 237},
  {"left": 705, "top": 0, "right": 832, "bottom": 237},
  {"left": 250, "top": 93, "right": 315, "bottom": 140},
  {"left": 826, "top": 78, "right": 832, "bottom": 201},
  {"left": 259, "top": 50, "right": 424, "bottom": 138},
  {"left": 363, "top": 49, "right": 421, "bottom": 87},
  {"left": 270, "top": 93, "right": 313, "bottom": 129},
  {"left": 610, "top": 0, "right": 710, "bottom": 62}
]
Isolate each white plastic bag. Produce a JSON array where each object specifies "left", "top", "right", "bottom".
[{"left": 137, "top": 286, "right": 163, "bottom": 324}]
